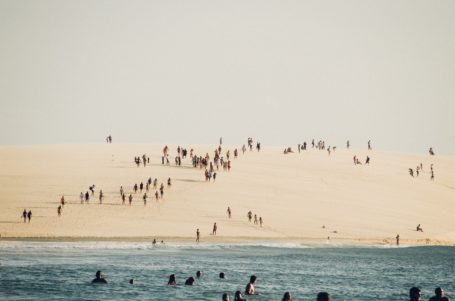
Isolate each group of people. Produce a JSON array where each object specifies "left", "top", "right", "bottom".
[
  {"left": 134, "top": 154, "right": 150, "bottom": 167},
  {"left": 91, "top": 269, "right": 451, "bottom": 301},
  {"left": 408, "top": 163, "right": 435, "bottom": 181},
  {"left": 353, "top": 155, "right": 370, "bottom": 165},
  {"left": 91, "top": 269, "right": 337, "bottom": 301},
  {"left": 247, "top": 210, "right": 263, "bottom": 227}
]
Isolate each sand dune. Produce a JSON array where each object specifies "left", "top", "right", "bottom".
[{"left": 0, "top": 143, "right": 454, "bottom": 245}]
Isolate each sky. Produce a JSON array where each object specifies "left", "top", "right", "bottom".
[{"left": 0, "top": 0, "right": 454, "bottom": 154}]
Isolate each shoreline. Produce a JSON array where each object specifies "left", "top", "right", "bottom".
[{"left": 1, "top": 236, "right": 454, "bottom": 247}]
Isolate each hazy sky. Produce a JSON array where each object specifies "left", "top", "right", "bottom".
[{"left": 1, "top": 0, "right": 454, "bottom": 154}]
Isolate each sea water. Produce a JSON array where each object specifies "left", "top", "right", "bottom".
[{"left": 0, "top": 241, "right": 454, "bottom": 301}]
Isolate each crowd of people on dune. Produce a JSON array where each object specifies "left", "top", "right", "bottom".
[{"left": 90, "top": 269, "right": 451, "bottom": 301}]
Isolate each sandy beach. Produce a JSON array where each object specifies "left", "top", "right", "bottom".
[{"left": 0, "top": 143, "right": 454, "bottom": 246}]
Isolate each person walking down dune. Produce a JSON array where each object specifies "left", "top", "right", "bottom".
[
  {"left": 22, "top": 209, "right": 27, "bottom": 223},
  {"left": 128, "top": 194, "right": 133, "bottom": 206},
  {"left": 57, "top": 205, "right": 62, "bottom": 216},
  {"left": 27, "top": 210, "right": 32, "bottom": 222},
  {"left": 259, "top": 217, "right": 263, "bottom": 227},
  {"left": 227, "top": 207, "right": 232, "bottom": 218},
  {"left": 247, "top": 211, "right": 252, "bottom": 222}
]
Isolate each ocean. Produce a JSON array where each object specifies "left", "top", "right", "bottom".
[{"left": 0, "top": 241, "right": 454, "bottom": 300}]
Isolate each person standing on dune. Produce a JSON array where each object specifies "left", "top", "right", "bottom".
[
  {"left": 22, "top": 209, "right": 27, "bottom": 223},
  {"left": 227, "top": 207, "right": 232, "bottom": 218},
  {"left": 27, "top": 210, "right": 32, "bottom": 222},
  {"left": 212, "top": 223, "right": 217, "bottom": 235}
]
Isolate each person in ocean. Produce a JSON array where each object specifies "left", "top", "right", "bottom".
[
  {"left": 129, "top": 278, "right": 135, "bottom": 285},
  {"left": 185, "top": 277, "right": 195, "bottom": 286},
  {"left": 167, "top": 274, "right": 176, "bottom": 285},
  {"left": 317, "top": 292, "right": 332, "bottom": 301},
  {"left": 409, "top": 287, "right": 421, "bottom": 301},
  {"left": 219, "top": 272, "right": 226, "bottom": 279},
  {"left": 282, "top": 292, "right": 293, "bottom": 301},
  {"left": 222, "top": 293, "right": 230, "bottom": 301},
  {"left": 429, "top": 287, "right": 445, "bottom": 301},
  {"left": 196, "top": 271, "right": 203, "bottom": 278},
  {"left": 234, "top": 290, "right": 246, "bottom": 301},
  {"left": 92, "top": 271, "right": 108, "bottom": 284},
  {"left": 245, "top": 275, "right": 257, "bottom": 295}
]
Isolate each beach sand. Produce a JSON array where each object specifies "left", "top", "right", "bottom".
[{"left": 0, "top": 144, "right": 454, "bottom": 246}]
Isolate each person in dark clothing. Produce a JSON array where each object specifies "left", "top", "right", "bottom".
[{"left": 92, "top": 271, "right": 108, "bottom": 284}]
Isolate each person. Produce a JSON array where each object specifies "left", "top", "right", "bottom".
[
  {"left": 27, "top": 210, "right": 32, "bottom": 222},
  {"left": 80, "top": 192, "right": 84, "bottom": 204},
  {"left": 247, "top": 211, "right": 252, "bottom": 222},
  {"left": 347, "top": 140, "right": 350, "bottom": 149},
  {"left": 219, "top": 272, "right": 226, "bottom": 279},
  {"left": 417, "top": 224, "right": 423, "bottom": 232},
  {"left": 396, "top": 234, "right": 400, "bottom": 246},
  {"left": 60, "top": 196, "right": 65, "bottom": 207},
  {"left": 410, "top": 287, "right": 421, "bottom": 301},
  {"left": 57, "top": 205, "right": 62, "bottom": 216},
  {"left": 365, "top": 156, "right": 370, "bottom": 165},
  {"left": 212, "top": 222, "right": 217, "bottom": 235},
  {"left": 282, "top": 292, "right": 293, "bottom": 301},
  {"left": 254, "top": 214, "right": 258, "bottom": 225},
  {"left": 227, "top": 207, "right": 232, "bottom": 218},
  {"left": 429, "top": 147, "right": 435, "bottom": 155},
  {"left": 196, "top": 228, "right": 200, "bottom": 243},
  {"left": 429, "top": 287, "right": 445, "bottom": 301},
  {"left": 234, "top": 291, "right": 246, "bottom": 301},
  {"left": 129, "top": 278, "right": 135, "bottom": 285},
  {"left": 196, "top": 271, "right": 203, "bottom": 278},
  {"left": 368, "top": 140, "right": 372, "bottom": 150},
  {"left": 128, "top": 194, "right": 133, "bottom": 206},
  {"left": 317, "top": 292, "right": 332, "bottom": 301},
  {"left": 22, "top": 209, "right": 27, "bottom": 223},
  {"left": 167, "top": 274, "right": 176, "bottom": 285},
  {"left": 92, "top": 271, "right": 108, "bottom": 284},
  {"left": 143, "top": 193, "right": 147, "bottom": 206},
  {"left": 245, "top": 275, "right": 256, "bottom": 295},
  {"left": 185, "top": 277, "right": 195, "bottom": 286},
  {"left": 152, "top": 239, "right": 156, "bottom": 245},
  {"left": 222, "top": 293, "right": 230, "bottom": 301},
  {"left": 259, "top": 217, "right": 263, "bottom": 227}
]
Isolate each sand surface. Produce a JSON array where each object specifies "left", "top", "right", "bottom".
[{"left": 0, "top": 143, "right": 454, "bottom": 246}]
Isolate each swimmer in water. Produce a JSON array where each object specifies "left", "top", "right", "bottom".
[
  {"left": 167, "top": 274, "right": 176, "bottom": 285},
  {"left": 185, "top": 277, "right": 195, "bottom": 286},
  {"left": 92, "top": 271, "right": 108, "bottom": 284},
  {"left": 245, "top": 275, "right": 257, "bottom": 295},
  {"left": 409, "top": 287, "right": 421, "bottom": 301},
  {"left": 219, "top": 272, "right": 226, "bottom": 279},
  {"left": 282, "top": 292, "right": 293, "bottom": 301},
  {"left": 234, "top": 291, "right": 246, "bottom": 301},
  {"left": 196, "top": 271, "right": 203, "bottom": 278},
  {"left": 222, "top": 293, "right": 230, "bottom": 301},
  {"left": 429, "top": 287, "right": 445, "bottom": 301},
  {"left": 317, "top": 292, "right": 332, "bottom": 301}
]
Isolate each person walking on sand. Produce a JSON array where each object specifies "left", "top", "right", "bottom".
[
  {"left": 60, "top": 196, "right": 65, "bottom": 207},
  {"left": 365, "top": 156, "right": 370, "bottom": 165},
  {"left": 416, "top": 224, "right": 423, "bottom": 232},
  {"left": 27, "top": 210, "right": 32, "bottom": 222},
  {"left": 247, "top": 211, "right": 252, "bottom": 222},
  {"left": 254, "top": 214, "right": 258, "bottom": 225},
  {"left": 80, "top": 192, "right": 84, "bottom": 204},
  {"left": 99, "top": 190, "right": 104, "bottom": 204},
  {"left": 227, "top": 207, "right": 232, "bottom": 218},
  {"left": 368, "top": 140, "right": 372, "bottom": 150},
  {"left": 122, "top": 193, "right": 126, "bottom": 205},
  {"left": 22, "top": 209, "right": 27, "bottom": 223},
  {"left": 212, "top": 223, "right": 217, "bottom": 235},
  {"left": 128, "top": 194, "right": 133, "bottom": 206},
  {"left": 259, "top": 217, "right": 263, "bottom": 227},
  {"left": 396, "top": 234, "right": 400, "bottom": 246},
  {"left": 143, "top": 193, "right": 148, "bottom": 206},
  {"left": 196, "top": 228, "right": 200, "bottom": 243},
  {"left": 57, "top": 205, "right": 62, "bottom": 216},
  {"left": 347, "top": 140, "right": 350, "bottom": 149}
]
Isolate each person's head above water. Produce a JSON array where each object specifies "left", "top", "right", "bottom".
[
  {"left": 282, "top": 291, "right": 292, "bottom": 301},
  {"left": 196, "top": 271, "right": 203, "bottom": 278},
  {"left": 234, "top": 291, "right": 245, "bottom": 301},
  {"left": 317, "top": 292, "right": 332, "bottom": 301},
  {"left": 168, "top": 274, "right": 176, "bottom": 285},
  {"left": 92, "top": 270, "right": 107, "bottom": 284},
  {"left": 435, "top": 287, "right": 444, "bottom": 297},
  {"left": 95, "top": 271, "right": 102, "bottom": 279},
  {"left": 129, "top": 278, "right": 135, "bottom": 285},
  {"left": 219, "top": 272, "right": 225, "bottom": 279},
  {"left": 185, "top": 277, "right": 195, "bottom": 286},
  {"left": 249, "top": 275, "right": 256, "bottom": 284},
  {"left": 410, "top": 287, "right": 421, "bottom": 301},
  {"left": 222, "top": 293, "right": 230, "bottom": 301}
]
